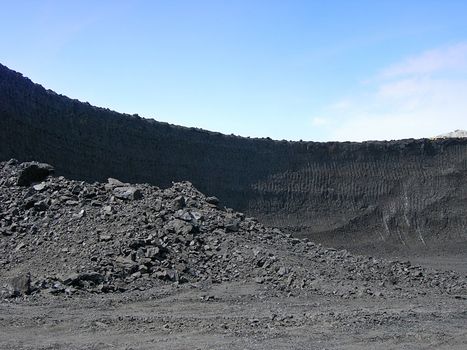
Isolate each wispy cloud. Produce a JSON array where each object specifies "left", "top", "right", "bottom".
[
  {"left": 313, "top": 42, "right": 467, "bottom": 141},
  {"left": 381, "top": 42, "right": 467, "bottom": 78}
]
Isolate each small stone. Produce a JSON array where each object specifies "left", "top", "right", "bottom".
[
  {"left": 166, "top": 219, "right": 193, "bottom": 236},
  {"left": 191, "top": 211, "right": 203, "bottom": 220},
  {"left": 206, "top": 196, "right": 220, "bottom": 206},
  {"left": 171, "top": 196, "right": 185, "bottom": 210},
  {"left": 34, "top": 201, "right": 49, "bottom": 212},
  {"left": 254, "top": 277, "right": 264, "bottom": 284},
  {"left": 73, "top": 209, "right": 86, "bottom": 219},
  {"left": 62, "top": 273, "right": 80, "bottom": 285},
  {"left": 155, "top": 270, "right": 168, "bottom": 280},
  {"left": 115, "top": 256, "right": 138, "bottom": 271},
  {"left": 102, "top": 205, "right": 113, "bottom": 214},
  {"left": 177, "top": 210, "right": 193, "bottom": 222},
  {"left": 99, "top": 234, "right": 112, "bottom": 242},
  {"left": 291, "top": 238, "right": 301, "bottom": 245},
  {"left": 225, "top": 220, "right": 240, "bottom": 232},
  {"left": 131, "top": 271, "right": 142, "bottom": 279},
  {"left": 65, "top": 287, "right": 76, "bottom": 295},
  {"left": 166, "top": 269, "right": 179, "bottom": 282},
  {"left": 145, "top": 247, "right": 161, "bottom": 259},
  {"left": 14, "top": 242, "right": 25, "bottom": 252},
  {"left": 71, "top": 185, "right": 82, "bottom": 195},
  {"left": 33, "top": 183, "right": 46, "bottom": 191}
]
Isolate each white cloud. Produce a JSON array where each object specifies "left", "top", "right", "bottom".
[
  {"left": 314, "top": 42, "right": 467, "bottom": 141},
  {"left": 381, "top": 42, "right": 467, "bottom": 78}
]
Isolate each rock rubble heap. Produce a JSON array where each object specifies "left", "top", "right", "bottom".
[{"left": 1, "top": 160, "right": 465, "bottom": 298}]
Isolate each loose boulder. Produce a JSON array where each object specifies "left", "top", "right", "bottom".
[
  {"left": 113, "top": 186, "right": 143, "bottom": 200},
  {"left": 17, "top": 162, "right": 54, "bottom": 186},
  {"left": 7, "top": 274, "right": 31, "bottom": 297}
]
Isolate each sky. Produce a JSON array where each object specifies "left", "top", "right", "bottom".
[{"left": 1, "top": 0, "right": 467, "bottom": 142}]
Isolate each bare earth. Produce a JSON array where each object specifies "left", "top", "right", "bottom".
[{"left": 1, "top": 280, "right": 467, "bottom": 350}]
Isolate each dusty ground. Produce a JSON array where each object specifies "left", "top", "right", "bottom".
[{"left": 1, "top": 281, "right": 466, "bottom": 350}]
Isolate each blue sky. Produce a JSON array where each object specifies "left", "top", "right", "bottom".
[{"left": 1, "top": 0, "right": 467, "bottom": 141}]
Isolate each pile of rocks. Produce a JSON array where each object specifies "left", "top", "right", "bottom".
[{"left": 1, "top": 160, "right": 465, "bottom": 298}]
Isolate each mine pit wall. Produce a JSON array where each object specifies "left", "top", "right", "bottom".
[
  {"left": 254, "top": 143, "right": 467, "bottom": 253},
  {"left": 1, "top": 63, "right": 466, "bottom": 252}
]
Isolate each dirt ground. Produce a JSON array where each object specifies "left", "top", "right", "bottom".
[{"left": 1, "top": 279, "right": 466, "bottom": 350}]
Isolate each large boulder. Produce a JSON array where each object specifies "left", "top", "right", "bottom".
[
  {"left": 17, "top": 162, "right": 54, "bottom": 186},
  {"left": 6, "top": 274, "right": 31, "bottom": 297},
  {"left": 105, "top": 177, "right": 126, "bottom": 190},
  {"left": 113, "top": 186, "right": 143, "bottom": 200}
]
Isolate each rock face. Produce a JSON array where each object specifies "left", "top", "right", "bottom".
[{"left": 0, "top": 63, "right": 466, "bottom": 252}]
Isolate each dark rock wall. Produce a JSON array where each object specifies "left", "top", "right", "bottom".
[{"left": 1, "top": 63, "right": 466, "bottom": 250}]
